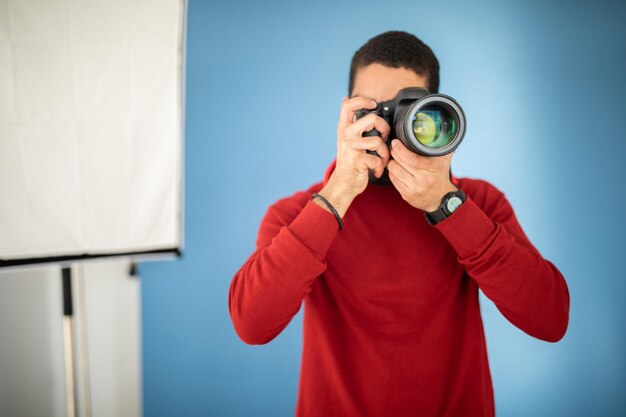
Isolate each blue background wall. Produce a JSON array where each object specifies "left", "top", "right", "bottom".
[{"left": 140, "top": 0, "right": 626, "bottom": 416}]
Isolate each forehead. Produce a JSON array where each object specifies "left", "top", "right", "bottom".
[{"left": 352, "top": 63, "right": 428, "bottom": 102}]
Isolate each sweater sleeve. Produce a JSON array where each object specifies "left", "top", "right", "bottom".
[
  {"left": 435, "top": 190, "right": 570, "bottom": 342},
  {"left": 228, "top": 199, "right": 339, "bottom": 345}
]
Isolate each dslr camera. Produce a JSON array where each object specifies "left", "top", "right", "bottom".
[{"left": 356, "top": 87, "right": 466, "bottom": 157}]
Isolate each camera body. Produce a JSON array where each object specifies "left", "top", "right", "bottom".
[{"left": 355, "top": 87, "right": 466, "bottom": 157}]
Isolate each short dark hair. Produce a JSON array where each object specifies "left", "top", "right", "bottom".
[{"left": 349, "top": 31, "right": 440, "bottom": 95}]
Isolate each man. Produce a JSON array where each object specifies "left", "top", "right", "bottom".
[{"left": 229, "top": 31, "right": 569, "bottom": 417}]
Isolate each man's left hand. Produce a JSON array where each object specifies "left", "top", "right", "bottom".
[{"left": 387, "top": 139, "right": 458, "bottom": 213}]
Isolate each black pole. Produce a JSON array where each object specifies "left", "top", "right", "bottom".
[
  {"left": 61, "top": 266, "right": 79, "bottom": 417},
  {"left": 62, "top": 267, "right": 73, "bottom": 316}
]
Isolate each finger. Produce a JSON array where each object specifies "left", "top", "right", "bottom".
[
  {"left": 388, "top": 166, "right": 409, "bottom": 193},
  {"left": 343, "top": 113, "right": 391, "bottom": 141},
  {"left": 348, "top": 136, "right": 391, "bottom": 163},
  {"left": 392, "top": 139, "right": 455, "bottom": 167},
  {"left": 390, "top": 139, "right": 436, "bottom": 173},
  {"left": 390, "top": 139, "right": 430, "bottom": 167},
  {"left": 358, "top": 153, "right": 386, "bottom": 177},
  {"left": 388, "top": 159, "right": 413, "bottom": 181},
  {"left": 338, "top": 96, "right": 377, "bottom": 130}
]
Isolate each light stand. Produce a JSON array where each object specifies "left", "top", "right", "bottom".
[{"left": 61, "top": 265, "right": 92, "bottom": 417}]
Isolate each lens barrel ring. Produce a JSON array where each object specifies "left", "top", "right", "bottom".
[{"left": 395, "top": 94, "right": 466, "bottom": 157}]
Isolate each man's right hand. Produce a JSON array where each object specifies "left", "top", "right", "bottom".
[{"left": 313, "top": 96, "right": 391, "bottom": 219}]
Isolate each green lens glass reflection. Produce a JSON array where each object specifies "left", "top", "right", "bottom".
[{"left": 412, "top": 106, "right": 456, "bottom": 148}]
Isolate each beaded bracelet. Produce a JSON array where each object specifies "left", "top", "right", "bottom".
[{"left": 311, "top": 193, "right": 343, "bottom": 231}]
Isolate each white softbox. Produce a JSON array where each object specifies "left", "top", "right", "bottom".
[{"left": 0, "top": 0, "right": 185, "bottom": 267}]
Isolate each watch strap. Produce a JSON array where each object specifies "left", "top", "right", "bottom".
[
  {"left": 424, "top": 189, "right": 467, "bottom": 226},
  {"left": 424, "top": 207, "right": 448, "bottom": 225}
]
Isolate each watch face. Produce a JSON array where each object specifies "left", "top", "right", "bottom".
[{"left": 446, "top": 196, "right": 463, "bottom": 213}]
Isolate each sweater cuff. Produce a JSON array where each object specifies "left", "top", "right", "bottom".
[
  {"left": 435, "top": 196, "right": 497, "bottom": 258},
  {"left": 288, "top": 200, "right": 340, "bottom": 258}
]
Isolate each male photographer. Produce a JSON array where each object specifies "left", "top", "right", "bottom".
[{"left": 229, "top": 31, "right": 569, "bottom": 417}]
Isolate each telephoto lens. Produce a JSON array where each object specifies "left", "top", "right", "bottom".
[{"left": 395, "top": 93, "right": 465, "bottom": 157}]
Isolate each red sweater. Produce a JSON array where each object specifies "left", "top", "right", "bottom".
[{"left": 229, "top": 162, "right": 570, "bottom": 417}]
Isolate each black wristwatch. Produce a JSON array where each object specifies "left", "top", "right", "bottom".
[{"left": 424, "top": 189, "right": 467, "bottom": 226}]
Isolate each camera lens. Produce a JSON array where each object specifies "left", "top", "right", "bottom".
[
  {"left": 396, "top": 94, "right": 465, "bottom": 156},
  {"left": 412, "top": 106, "right": 456, "bottom": 148}
]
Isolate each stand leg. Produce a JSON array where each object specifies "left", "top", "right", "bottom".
[
  {"left": 75, "top": 265, "right": 92, "bottom": 417},
  {"left": 62, "top": 267, "right": 77, "bottom": 417}
]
